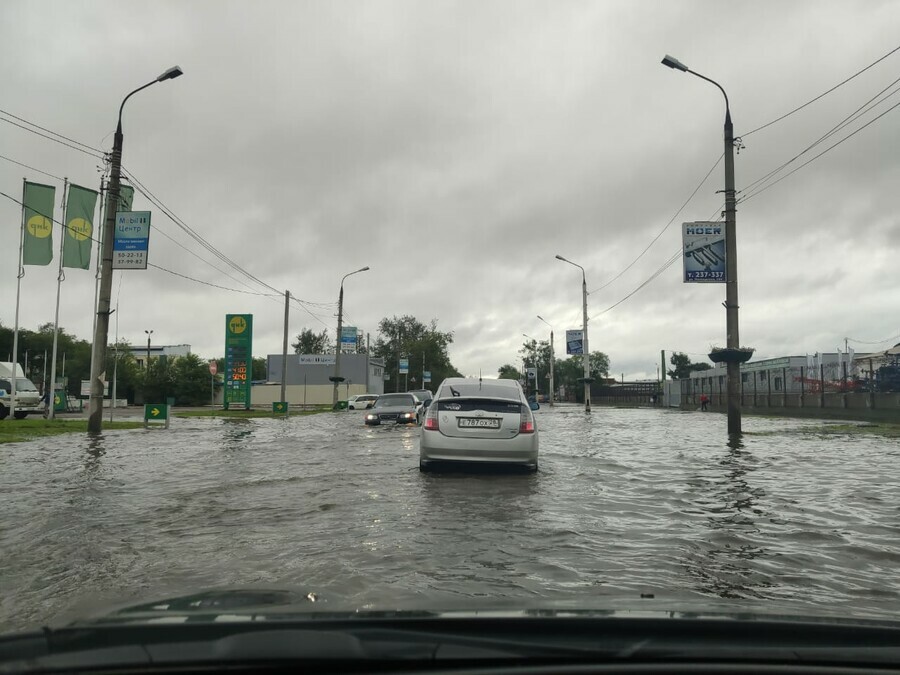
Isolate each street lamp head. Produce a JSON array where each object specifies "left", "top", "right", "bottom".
[
  {"left": 661, "top": 54, "right": 688, "bottom": 72},
  {"left": 555, "top": 254, "right": 566, "bottom": 262},
  {"left": 157, "top": 65, "right": 184, "bottom": 82},
  {"left": 359, "top": 266, "right": 370, "bottom": 272}
]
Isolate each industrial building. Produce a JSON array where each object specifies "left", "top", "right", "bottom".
[{"left": 256, "top": 353, "right": 385, "bottom": 405}]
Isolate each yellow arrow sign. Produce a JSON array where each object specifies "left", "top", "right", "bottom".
[{"left": 151, "top": 407, "right": 160, "bottom": 417}]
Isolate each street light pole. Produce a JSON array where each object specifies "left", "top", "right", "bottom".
[
  {"left": 556, "top": 255, "right": 591, "bottom": 412},
  {"left": 332, "top": 266, "right": 369, "bottom": 405},
  {"left": 537, "top": 315, "right": 554, "bottom": 406},
  {"left": 662, "top": 54, "right": 741, "bottom": 434},
  {"left": 522, "top": 333, "right": 537, "bottom": 399},
  {"left": 144, "top": 329, "right": 153, "bottom": 370},
  {"left": 87, "top": 65, "right": 183, "bottom": 433}
]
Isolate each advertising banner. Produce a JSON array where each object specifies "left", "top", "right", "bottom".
[
  {"left": 423, "top": 370, "right": 431, "bottom": 383},
  {"left": 298, "top": 354, "right": 336, "bottom": 365},
  {"left": 565, "top": 330, "right": 584, "bottom": 355},
  {"left": 399, "top": 358, "right": 409, "bottom": 374},
  {"left": 113, "top": 211, "right": 151, "bottom": 269},
  {"left": 683, "top": 221, "right": 726, "bottom": 283},
  {"left": 224, "top": 314, "right": 252, "bottom": 409},
  {"left": 340, "top": 326, "right": 357, "bottom": 352}
]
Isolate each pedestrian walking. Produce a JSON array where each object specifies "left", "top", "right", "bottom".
[{"left": 700, "top": 393, "right": 709, "bottom": 411}]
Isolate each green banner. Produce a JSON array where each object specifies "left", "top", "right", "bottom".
[
  {"left": 22, "top": 181, "right": 56, "bottom": 266},
  {"left": 117, "top": 185, "right": 134, "bottom": 211},
  {"left": 62, "top": 184, "right": 98, "bottom": 269},
  {"left": 224, "top": 314, "right": 253, "bottom": 409}
]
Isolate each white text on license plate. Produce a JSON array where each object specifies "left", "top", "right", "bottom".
[{"left": 458, "top": 417, "right": 500, "bottom": 429}]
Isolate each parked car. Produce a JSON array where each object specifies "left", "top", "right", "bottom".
[
  {"left": 348, "top": 394, "right": 379, "bottom": 410},
  {"left": 364, "top": 393, "right": 421, "bottom": 426},
  {"left": 419, "top": 377, "right": 538, "bottom": 472},
  {"left": 0, "top": 362, "right": 42, "bottom": 420}
]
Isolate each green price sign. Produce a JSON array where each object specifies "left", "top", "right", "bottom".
[{"left": 224, "top": 314, "right": 253, "bottom": 410}]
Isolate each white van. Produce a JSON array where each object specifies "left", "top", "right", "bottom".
[{"left": 0, "top": 362, "right": 43, "bottom": 420}]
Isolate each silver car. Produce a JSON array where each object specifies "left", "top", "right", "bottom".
[
  {"left": 419, "top": 377, "right": 538, "bottom": 472},
  {"left": 364, "top": 393, "right": 421, "bottom": 426}
]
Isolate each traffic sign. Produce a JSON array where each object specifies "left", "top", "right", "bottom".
[
  {"left": 144, "top": 403, "right": 170, "bottom": 428},
  {"left": 209, "top": 360, "right": 218, "bottom": 375},
  {"left": 273, "top": 401, "right": 287, "bottom": 413},
  {"left": 113, "top": 211, "right": 151, "bottom": 269},
  {"left": 399, "top": 358, "right": 409, "bottom": 374}
]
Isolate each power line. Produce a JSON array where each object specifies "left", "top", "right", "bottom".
[
  {"left": 846, "top": 333, "right": 900, "bottom": 346},
  {"left": 0, "top": 107, "right": 105, "bottom": 154},
  {"left": 148, "top": 263, "right": 279, "bottom": 296},
  {"left": 740, "top": 96, "right": 900, "bottom": 204},
  {"left": 740, "top": 75, "right": 900, "bottom": 200},
  {"left": 0, "top": 113, "right": 105, "bottom": 160},
  {"left": 740, "top": 43, "right": 900, "bottom": 138},
  {"left": 0, "top": 153, "right": 66, "bottom": 182},
  {"left": 588, "top": 152, "right": 723, "bottom": 295}
]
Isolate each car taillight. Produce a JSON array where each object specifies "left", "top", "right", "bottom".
[
  {"left": 519, "top": 408, "right": 535, "bottom": 433},
  {"left": 424, "top": 406, "right": 439, "bottom": 430}
]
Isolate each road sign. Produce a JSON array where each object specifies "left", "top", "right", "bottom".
[
  {"left": 526, "top": 367, "right": 537, "bottom": 380},
  {"left": 112, "top": 211, "right": 151, "bottom": 269},
  {"left": 423, "top": 370, "right": 431, "bottom": 383},
  {"left": 273, "top": 401, "right": 287, "bottom": 413},
  {"left": 340, "top": 326, "right": 358, "bottom": 352},
  {"left": 209, "top": 360, "right": 218, "bottom": 375},
  {"left": 399, "top": 358, "right": 409, "bottom": 374},
  {"left": 144, "top": 403, "right": 168, "bottom": 420}
]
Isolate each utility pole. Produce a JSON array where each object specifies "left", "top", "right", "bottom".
[
  {"left": 332, "top": 266, "right": 369, "bottom": 405},
  {"left": 662, "top": 54, "right": 742, "bottom": 434},
  {"left": 88, "top": 65, "right": 183, "bottom": 433},
  {"left": 280, "top": 290, "right": 289, "bottom": 410}
]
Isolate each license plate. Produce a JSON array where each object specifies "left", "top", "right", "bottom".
[{"left": 458, "top": 417, "right": 500, "bottom": 429}]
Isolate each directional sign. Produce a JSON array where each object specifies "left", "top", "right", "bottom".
[
  {"left": 113, "top": 211, "right": 151, "bottom": 269},
  {"left": 144, "top": 403, "right": 168, "bottom": 420},
  {"left": 273, "top": 401, "right": 287, "bottom": 413}
]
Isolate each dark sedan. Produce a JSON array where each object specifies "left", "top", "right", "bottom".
[{"left": 363, "top": 393, "right": 421, "bottom": 426}]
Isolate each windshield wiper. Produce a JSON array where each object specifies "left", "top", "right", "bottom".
[{"left": 449, "top": 386, "right": 461, "bottom": 397}]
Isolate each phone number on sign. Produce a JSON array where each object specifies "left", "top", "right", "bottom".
[{"left": 688, "top": 271, "right": 724, "bottom": 280}]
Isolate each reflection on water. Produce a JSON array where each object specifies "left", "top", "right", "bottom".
[{"left": 1, "top": 406, "right": 899, "bottom": 630}]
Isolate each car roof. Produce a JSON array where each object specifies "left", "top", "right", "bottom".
[{"left": 439, "top": 377, "right": 520, "bottom": 389}]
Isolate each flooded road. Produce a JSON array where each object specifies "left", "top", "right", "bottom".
[{"left": 2, "top": 405, "right": 900, "bottom": 630}]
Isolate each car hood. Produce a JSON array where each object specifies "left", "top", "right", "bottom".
[{"left": 41, "top": 587, "right": 900, "bottom": 629}]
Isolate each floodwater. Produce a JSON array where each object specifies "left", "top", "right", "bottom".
[{"left": 2, "top": 405, "right": 900, "bottom": 630}]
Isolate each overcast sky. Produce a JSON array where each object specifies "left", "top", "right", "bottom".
[{"left": 2, "top": 0, "right": 899, "bottom": 380}]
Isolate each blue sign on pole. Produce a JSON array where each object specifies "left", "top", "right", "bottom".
[
  {"left": 113, "top": 211, "right": 151, "bottom": 269},
  {"left": 565, "top": 329, "right": 584, "bottom": 355}
]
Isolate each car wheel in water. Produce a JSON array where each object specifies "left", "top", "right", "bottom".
[
  {"left": 419, "top": 460, "right": 430, "bottom": 473},
  {"left": 14, "top": 411, "right": 28, "bottom": 420},
  {"left": 0, "top": 405, "right": 8, "bottom": 420}
]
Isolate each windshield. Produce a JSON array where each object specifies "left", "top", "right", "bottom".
[
  {"left": 3, "top": 0, "right": 900, "bottom": 655},
  {"left": 374, "top": 394, "right": 416, "bottom": 408}
]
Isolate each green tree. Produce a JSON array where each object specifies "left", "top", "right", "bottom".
[
  {"left": 292, "top": 328, "right": 331, "bottom": 354},
  {"left": 667, "top": 352, "right": 712, "bottom": 379},
  {"left": 171, "top": 353, "right": 213, "bottom": 405},
  {"left": 372, "top": 315, "right": 461, "bottom": 391},
  {"left": 554, "top": 351, "right": 610, "bottom": 394},
  {"left": 498, "top": 364, "right": 521, "bottom": 380}
]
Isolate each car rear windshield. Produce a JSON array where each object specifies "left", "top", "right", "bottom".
[
  {"left": 440, "top": 383, "right": 520, "bottom": 400},
  {"left": 437, "top": 398, "right": 523, "bottom": 414},
  {"left": 375, "top": 394, "right": 415, "bottom": 407}
]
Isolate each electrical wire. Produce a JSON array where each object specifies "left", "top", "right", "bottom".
[
  {"left": 0, "top": 107, "right": 105, "bottom": 154},
  {"left": 740, "top": 43, "right": 900, "bottom": 138},
  {"left": 0, "top": 153, "right": 66, "bottom": 182},
  {"left": 846, "top": 333, "right": 900, "bottom": 346},
  {"left": 147, "top": 263, "right": 279, "bottom": 296},
  {"left": 0, "top": 113, "right": 105, "bottom": 160},
  {"left": 587, "top": 152, "right": 723, "bottom": 295},
  {"left": 740, "top": 75, "right": 900, "bottom": 200},
  {"left": 740, "top": 96, "right": 900, "bottom": 204}
]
